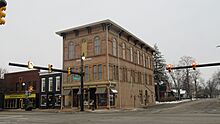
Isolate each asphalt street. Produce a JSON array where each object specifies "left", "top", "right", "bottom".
[{"left": 0, "top": 98, "right": 219, "bottom": 124}]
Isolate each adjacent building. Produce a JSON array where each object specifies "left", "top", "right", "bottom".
[
  {"left": 39, "top": 72, "right": 62, "bottom": 109},
  {"left": 56, "top": 19, "right": 156, "bottom": 109},
  {"left": 0, "top": 70, "right": 40, "bottom": 109}
]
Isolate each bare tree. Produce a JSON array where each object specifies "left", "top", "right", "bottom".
[
  {"left": 0, "top": 68, "right": 7, "bottom": 79},
  {"left": 168, "top": 69, "right": 182, "bottom": 100}
]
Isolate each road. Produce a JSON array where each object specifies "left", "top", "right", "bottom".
[{"left": 0, "top": 98, "right": 219, "bottom": 124}]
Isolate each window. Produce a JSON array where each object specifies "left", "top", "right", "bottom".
[
  {"left": 56, "top": 76, "right": 60, "bottom": 91},
  {"left": 94, "top": 36, "right": 101, "bottom": 55},
  {"left": 68, "top": 42, "right": 75, "bottom": 59},
  {"left": 41, "top": 78, "right": 46, "bottom": 92},
  {"left": 98, "top": 64, "right": 102, "bottom": 80},
  {"left": 54, "top": 94, "right": 61, "bottom": 106},
  {"left": 85, "top": 66, "right": 89, "bottom": 81},
  {"left": 112, "top": 38, "right": 117, "bottom": 56},
  {"left": 137, "top": 50, "right": 140, "bottom": 64},
  {"left": 143, "top": 54, "right": 146, "bottom": 67},
  {"left": 122, "top": 43, "right": 126, "bottom": 59},
  {"left": 130, "top": 47, "right": 133, "bottom": 62},
  {"left": 93, "top": 65, "right": 97, "bottom": 80},
  {"left": 41, "top": 95, "right": 47, "bottom": 106},
  {"left": 148, "top": 56, "right": 151, "bottom": 68},
  {"left": 48, "top": 77, "right": 53, "bottom": 92}
]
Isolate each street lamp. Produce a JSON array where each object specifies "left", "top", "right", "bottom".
[{"left": 80, "top": 53, "right": 85, "bottom": 111}]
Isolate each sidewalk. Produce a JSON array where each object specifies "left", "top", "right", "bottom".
[{"left": 2, "top": 107, "right": 143, "bottom": 113}]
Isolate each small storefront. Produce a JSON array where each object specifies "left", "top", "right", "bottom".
[
  {"left": 40, "top": 94, "right": 61, "bottom": 109},
  {"left": 69, "top": 87, "right": 117, "bottom": 109},
  {"left": 4, "top": 93, "right": 36, "bottom": 109}
]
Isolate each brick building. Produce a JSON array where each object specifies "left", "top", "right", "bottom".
[
  {"left": 0, "top": 70, "right": 40, "bottom": 109},
  {"left": 56, "top": 19, "right": 155, "bottom": 109}
]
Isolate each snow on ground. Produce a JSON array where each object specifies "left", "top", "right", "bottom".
[{"left": 156, "top": 98, "right": 196, "bottom": 104}]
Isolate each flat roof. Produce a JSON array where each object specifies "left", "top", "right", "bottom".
[{"left": 56, "top": 19, "right": 154, "bottom": 52}]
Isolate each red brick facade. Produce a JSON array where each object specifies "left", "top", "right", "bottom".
[{"left": 57, "top": 20, "right": 155, "bottom": 109}]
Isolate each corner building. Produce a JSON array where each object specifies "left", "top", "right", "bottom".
[{"left": 56, "top": 19, "right": 155, "bottom": 109}]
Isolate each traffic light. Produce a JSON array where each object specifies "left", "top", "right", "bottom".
[
  {"left": 0, "top": 6, "right": 6, "bottom": 25},
  {"left": 27, "top": 61, "right": 34, "bottom": 69},
  {"left": 0, "top": 0, "right": 7, "bottom": 25},
  {"left": 166, "top": 64, "right": 173, "bottom": 73},
  {"left": 67, "top": 67, "right": 71, "bottom": 76},
  {"left": 0, "top": 0, "right": 7, "bottom": 7},
  {"left": 192, "top": 61, "right": 197, "bottom": 70},
  {"left": 48, "top": 64, "right": 53, "bottom": 73}
]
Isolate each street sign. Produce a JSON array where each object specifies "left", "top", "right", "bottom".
[{"left": 73, "top": 75, "right": 80, "bottom": 80}]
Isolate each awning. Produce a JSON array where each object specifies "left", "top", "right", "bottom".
[
  {"left": 77, "top": 90, "right": 81, "bottom": 95},
  {"left": 63, "top": 90, "right": 71, "bottom": 95},
  {"left": 110, "top": 88, "right": 118, "bottom": 94},
  {"left": 95, "top": 87, "right": 106, "bottom": 94}
]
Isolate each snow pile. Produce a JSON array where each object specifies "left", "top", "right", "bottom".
[{"left": 156, "top": 99, "right": 196, "bottom": 104}]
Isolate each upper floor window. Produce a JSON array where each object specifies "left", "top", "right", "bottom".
[
  {"left": 41, "top": 78, "right": 46, "bottom": 92},
  {"left": 48, "top": 77, "right": 53, "bottom": 92},
  {"left": 112, "top": 38, "right": 117, "bottom": 56},
  {"left": 93, "top": 65, "right": 97, "bottom": 80},
  {"left": 122, "top": 43, "right": 126, "bottom": 59},
  {"left": 85, "top": 66, "right": 89, "bottom": 81},
  {"left": 98, "top": 64, "right": 102, "bottom": 80},
  {"left": 94, "top": 36, "right": 101, "bottom": 55},
  {"left": 143, "top": 54, "right": 146, "bottom": 67},
  {"left": 137, "top": 50, "right": 140, "bottom": 64},
  {"left": 56, "top": 76, "right": 61, "bottom": 91},
  {"left": 68, "top": 42, "right": 75, "bottom": 59},
  {"left": 130, "top": 47, "right": 133, "bottom": 62}
]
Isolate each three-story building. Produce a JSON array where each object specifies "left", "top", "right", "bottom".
[{"left": 56, "top": 19, "right": 155, "bottom": 109}]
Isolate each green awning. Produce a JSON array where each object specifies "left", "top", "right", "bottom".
[{"left": 95, "top": 87, "right": 106, "bottom": 94}]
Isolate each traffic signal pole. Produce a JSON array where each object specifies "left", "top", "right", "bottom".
[
  {"left": 166, "top": 62, "right": 220, "bottom": 71},
  {"left": 9, "top": 62, "right": 81, "bottom": 75}
]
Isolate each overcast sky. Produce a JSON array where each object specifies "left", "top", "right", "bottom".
[{"left": 1, "top": 0, "right": 220, "bottom": 81}]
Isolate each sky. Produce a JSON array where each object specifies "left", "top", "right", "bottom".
[{"left": 0, "top": 0, "right": 220, "bottom": 81}]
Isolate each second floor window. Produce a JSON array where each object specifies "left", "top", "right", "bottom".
[
  {"left": 93, "top": 65, "right": 97, "bottom": 80},
  {"left": 49, "top": 77, "right": 53, "bottom": 92},
  {"left": 68, "top": 42, "right": 75, "bottom": 59},
  {"left": 94, "top": 36, "right": 100, "bottom": 55},
  {"left": 112, "top": 38, "right": 117, "bottom": 56},
  {"left": 137, "top": 50, "right": 140, "bottom": 64},
  {"left": 98, "top": 64, "right": 102, "bottom": 80},
  {"left": 85, "top": 66, "right": 89, "bottom": 81},
  {"left": 41, "top": 78, "right": 46, "bottom": 92},
  {"left": 56, "top": 76, "right": 60, "bottom": 91}
]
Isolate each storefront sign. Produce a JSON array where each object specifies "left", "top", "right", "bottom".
[{"left": 5, "top": 94, "right": 36, "bottom": 99}]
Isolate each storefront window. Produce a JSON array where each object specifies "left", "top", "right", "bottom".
[
  {"left": 41, "top": 95, "right": 47, "bottom": 106},
  {"left": 54, "top": 94, "right": 61, "bottom": 106},
  {"left": 97, "top": 94, "right": 107, "bottom": 106},
  {"left": 56, "top": 76, "right": 60, "bottom": 91}
]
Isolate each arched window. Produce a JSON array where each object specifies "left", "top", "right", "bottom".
[
  {"left": 122, "top": 43, "right": 126, "bottom": 59},
  {"left": 137, "top": 50, "right": 140, "bottom": 64},
  {"left": 112, "top": 38, "right": 117, "bottom": 56},
  {"left": 94, "top": 36, "right": 101, "bottom": 55},
  {"left": 68, "top": 42, "right": 75, "bottom": 59},
  {"left": 130, "top": 47, "right": 133, "bottom": 62}
]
